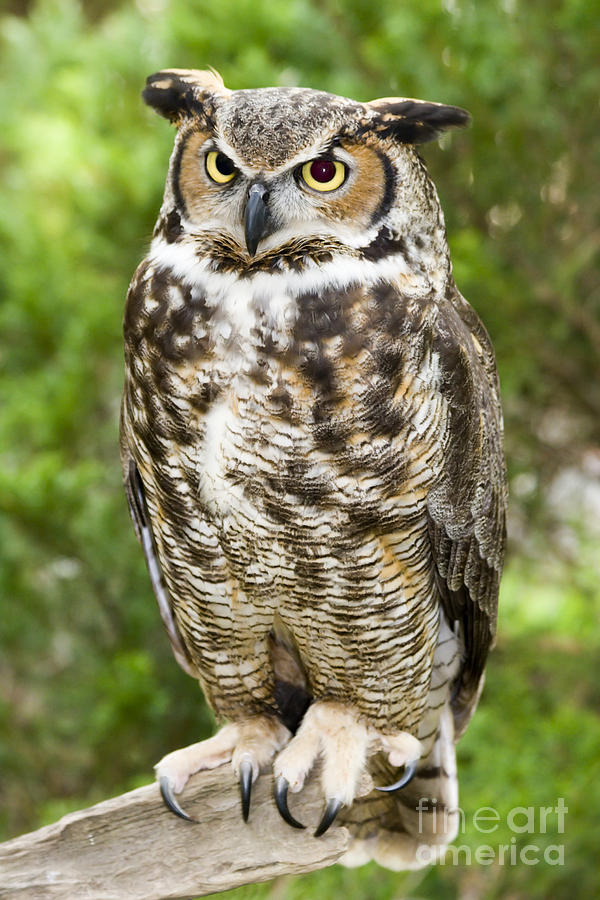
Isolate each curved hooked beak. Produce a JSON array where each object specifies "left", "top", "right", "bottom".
[{"left": 244, "top": 183, "right": 271, "bottom": 256}]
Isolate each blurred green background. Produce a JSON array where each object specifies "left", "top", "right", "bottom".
[{"left": 1, "top": 0, "right": 599, "bottom": 897}]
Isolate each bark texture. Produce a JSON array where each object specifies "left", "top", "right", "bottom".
[{"left": 0, "top": 767, "right": 350, "bottom": 899}]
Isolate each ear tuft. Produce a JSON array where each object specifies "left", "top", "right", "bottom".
[
  {"left": 367, "top": 97, "right": 470, "bottom": 144},
  {"left": 142, "top": 68, "right": 229, "bottom": 124}
]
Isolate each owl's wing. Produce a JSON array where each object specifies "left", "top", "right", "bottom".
[
  {"left": 124, "top": 458, "right": 199, "bottom": 678},
  {"left": 427, "top": 290, "right": 507, "bottom": 737}
]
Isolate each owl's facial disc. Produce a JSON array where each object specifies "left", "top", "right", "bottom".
[{"left": 244, "top": 182, "right": 272, "bottom": 256}]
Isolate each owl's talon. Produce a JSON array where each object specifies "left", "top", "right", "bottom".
[
  {"left": 159, "top": 775, "right": 197, "bottom": 822},
  {"left": 239, "top": 758, "right": 253, "bottom": 822},
  {"left": 274, "top": 776, "right": 305, "bottom": 829},
  {"left": 375, "top": 758, "right": 418, "bottom": 793},
  {"left": 314, "top": 797, "right": 343, "bottom": 837}
]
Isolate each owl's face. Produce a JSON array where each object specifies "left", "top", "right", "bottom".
[
  {"left": 144, "top": 70, "right": 469, "bottom": 268},
  {"left": 175, "top": 121, "right": 397, "bottom": 252}
]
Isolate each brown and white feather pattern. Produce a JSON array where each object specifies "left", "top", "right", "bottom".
[{"left": 121, "top": 71, "right": 506, "bottom": 869}]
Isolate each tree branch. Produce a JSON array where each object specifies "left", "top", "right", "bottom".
[{"left": 0, "top": 766, "right": 350, "bottom": 900}]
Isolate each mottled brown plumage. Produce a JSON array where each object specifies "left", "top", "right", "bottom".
[{"left": 120, "top": 69, "right": 506, "bottom": 869}]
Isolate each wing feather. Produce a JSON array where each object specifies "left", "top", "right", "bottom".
[
  {"left": 124, "top": 458, "right": 199, "bottom": 679},
  {"left": 427, "top": 289, "right": 507, "bottom": 736}
]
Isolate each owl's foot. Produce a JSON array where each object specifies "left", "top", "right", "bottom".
[
  {"left": 370, "top": 730, "right": 423, "bottom": 793},
  {"left": 272, "top": 700, "right": 422, "bottom": 836},
  {"left": 155, "top": 715, "right": 291, "bottom": 823}
]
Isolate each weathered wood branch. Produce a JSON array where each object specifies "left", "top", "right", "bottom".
[{"left": 0, "top": 766, "right": 351, "bottom": 900}]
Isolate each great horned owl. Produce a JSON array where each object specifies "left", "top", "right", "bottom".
[{"left": 120, "top": 69, "right": 506, "bottom": 870}]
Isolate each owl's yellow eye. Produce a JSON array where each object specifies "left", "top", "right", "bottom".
[
  {"left": 206, "top": 151, "right": 237, "bottom": 184},
  {"left": 300, "top": 158, "right": 346, "bottom": 192}
]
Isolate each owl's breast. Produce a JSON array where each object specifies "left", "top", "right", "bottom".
[
  {"left": 188, "top": 284, "right": 448, "bottom": 555},
  {"left": 125, "top": 262, "right": 449, "bottom": 573}
]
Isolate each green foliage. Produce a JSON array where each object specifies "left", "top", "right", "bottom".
[{"left": 0, "top": 0, "right": 598, "bottom": 897}]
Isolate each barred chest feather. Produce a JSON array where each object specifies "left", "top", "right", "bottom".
[
  {"left": 125, "top": 258, "right": 448, "bottom": 535},
  {"left": 122, "top": 249, "right": 456, "bottom": 726}
]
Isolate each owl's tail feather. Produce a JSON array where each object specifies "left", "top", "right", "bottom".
[{"left": 339, "top": 703, "right": 459, "bottom": 871}]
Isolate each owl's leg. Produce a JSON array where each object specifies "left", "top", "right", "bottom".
[
  {"left": 273, "top": 700, "right": 422, "bottom": 836},
  {"left": 155, "top": 715, "right": 291, "bottom": 823}
]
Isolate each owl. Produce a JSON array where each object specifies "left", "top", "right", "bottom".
[{"left": 120, "top": 69, "right": 506, "bottom": 870}]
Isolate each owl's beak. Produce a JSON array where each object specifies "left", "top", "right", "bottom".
[{"left": 244, "top": 183, "right": 271, "bottom": 256}]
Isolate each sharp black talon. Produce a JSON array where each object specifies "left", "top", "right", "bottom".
[
  {"left": 274, "top": 776, "right": 305, "bottom": 829},
  {"left": 314, "top": 797, "right": 343, "bottom": 837},
  {"left": 159, "top": 775, "right": 197, "bottom": 822},
  {"left": 375, "top": 759, "right": 418, "bottom": 793},
  {"left": 239, "top": 759, "right": 253, "bottom": 823}
]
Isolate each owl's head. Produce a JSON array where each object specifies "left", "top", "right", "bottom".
[{"left": 144, "top": 69, "right": 469, "bottom": 272}]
